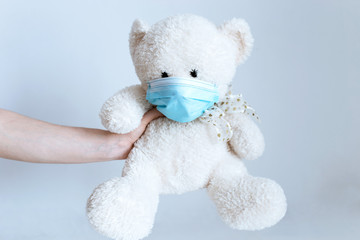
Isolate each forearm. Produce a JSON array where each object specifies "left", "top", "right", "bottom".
[{"left": 0, "top": 109, "right": 130, "bottom": 163}]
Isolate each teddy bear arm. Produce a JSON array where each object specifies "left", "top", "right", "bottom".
[
  {"left": 100, "top": 84, "right": 152, "bottom": 134},
  {"left": 227, "top": 113, "right": 265, "bottom": 160}
]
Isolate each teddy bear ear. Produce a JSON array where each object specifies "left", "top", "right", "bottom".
[
  {"left": 129, "top": 19, "right": 149, "bottom": 57},
  {"left": 218, "top": 18, "right": 254, "bottom": 65}
]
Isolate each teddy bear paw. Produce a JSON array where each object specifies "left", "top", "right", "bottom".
[
  {"left": 100, "top": 107, "right": 142, "bottom": 134},
  {"left": 87, "top": 177, "right": 159, "bottom": 240},
  {"left": 208, "top": 175, "right": 287, "bottom": 230}
]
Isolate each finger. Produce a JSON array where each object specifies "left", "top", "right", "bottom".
[
  {"left": 141, "top": 108, "right": 164, "bottom": 127},
  {"left": 126, "top": 108, "right": 164, "bottom": 144}
]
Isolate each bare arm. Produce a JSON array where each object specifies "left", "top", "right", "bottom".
[{"left": 0, "top": 108, "right": 162, "bottom": 163}]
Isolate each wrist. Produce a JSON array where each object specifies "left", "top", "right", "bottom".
[{"left": 102, "top": 132, "right": 132, "bottom": 161}]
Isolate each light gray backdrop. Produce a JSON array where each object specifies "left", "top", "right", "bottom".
[{"left": 1, "top": 0, "right": 359, "bottom": 239}]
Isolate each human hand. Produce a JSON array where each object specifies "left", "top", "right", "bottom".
[
  {"left": 0, "top": 108, "right": 163, "bottom": 163},
  {"left": 106, "top": 108, "right": 164, "bottom": 160}
]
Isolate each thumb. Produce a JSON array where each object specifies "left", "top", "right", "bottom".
[{"left": 127, "top": 108, "right": 164, "bottom": 144}]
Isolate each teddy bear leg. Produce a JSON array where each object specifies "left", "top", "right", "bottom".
[
  {"left": 207, "top": 158, "right": 287, "bottom": 230},
  {"left": 87, "top": 166, "right": 160, "bottom": 240}
]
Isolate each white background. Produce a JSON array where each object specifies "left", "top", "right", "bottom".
[{"left": 1, "top": 0, "right": 359, "bottom": 239}]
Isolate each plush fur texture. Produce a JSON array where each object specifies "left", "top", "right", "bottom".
[
  {"left": 99, "top": 85, "right": 151, "bottom": 134},
  {"left": 87, "top": 14, "right": 287, "bottom": 240}
]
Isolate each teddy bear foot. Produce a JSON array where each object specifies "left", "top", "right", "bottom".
[
  {"left": 87, "top": 177, "right": 160, "bottom": 240},
  {"left": 208, "top": 175, "right": 287, "bottom": 230}
]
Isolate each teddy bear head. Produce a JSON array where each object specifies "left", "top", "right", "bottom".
[{"left": 129, "top": 14, "right": 253, "bottom": 97}]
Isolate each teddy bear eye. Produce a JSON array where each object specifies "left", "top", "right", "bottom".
[
  {"left": 161, "top": 72, "right": 169, "bottom": 78},
  {"left": 190, "top": 69, "right": 198, "bottom": 78}
]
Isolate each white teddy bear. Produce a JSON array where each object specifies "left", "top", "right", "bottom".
[{"left": 87, "top": 14, "right": 287, "bottom": 240}]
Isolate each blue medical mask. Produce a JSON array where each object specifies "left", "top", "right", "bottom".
[{"left": 146, "top": 77, "right": 219, "bottom": 123}]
